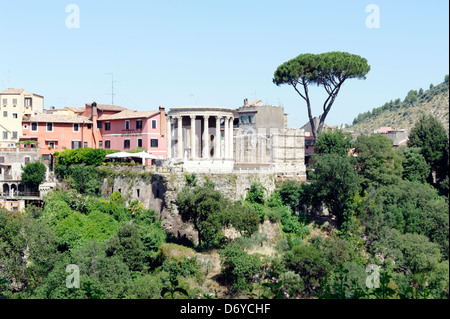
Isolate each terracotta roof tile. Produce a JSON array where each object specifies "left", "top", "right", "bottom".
[
  {"left": 97, "top": 110, "right": 159, "bottom": 121},
  {"left": 23, "top": 114, "right": 93, "bottom": 124}
]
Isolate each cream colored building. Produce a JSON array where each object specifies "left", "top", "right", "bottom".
[
  {"left": 166, "top": 106, "right": 235, "bottom": 173},
  {"left": 0, "top": 88, "right": 44, "bottom": 147}
]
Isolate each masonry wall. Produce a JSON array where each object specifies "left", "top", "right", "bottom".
[{"left": 100, "top": 167, "right": 277, "bottom": 244}]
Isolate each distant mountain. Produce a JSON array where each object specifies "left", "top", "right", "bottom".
[{"left": 349, "top": 76, "right": 449, "bottom": 133}]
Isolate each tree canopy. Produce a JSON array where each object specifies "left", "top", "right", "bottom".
[
  {"left": 273, "top": 52, "right": 370, "bottom": 137},
  {"left": 21, "top": 161, "right": 47, "bottom": 192},
  {"left": 408, "top": 113, "right": 449, "bottom": 184}
]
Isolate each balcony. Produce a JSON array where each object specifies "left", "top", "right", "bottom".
[{"left": 0, "top": 191, "right": 40, "bottom": 199}]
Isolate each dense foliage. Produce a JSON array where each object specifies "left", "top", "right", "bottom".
[{"left": 2, "top": 114, "right": 448, "bottom": 300}]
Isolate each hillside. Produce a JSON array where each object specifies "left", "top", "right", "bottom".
[{"left": 349, "top": 76, "right": 449, "bottom": 133}]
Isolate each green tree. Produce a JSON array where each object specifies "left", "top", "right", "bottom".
[
  {"left": 0, "top": 209, "right": 28, "bottom": 294},
  {"left": 354, "top": 134, "right": 403, "bottom": 189},
  {"left": 408, "top": 114, "right": 449, "bottom": 183},
  {"left": 315, "top": 129, "right": 352, "bottom": 157},
  {"left": 21, "top": 161, "right": 46, "bottom": 192},
  {"left": 105, "top": 222, "right": 145, "bottom": 271},
  {"left": 277, "top": 180, "right": 301, "bottom": 211},
  {"left": 219, "top": 244, "right": 262, "bottom": 292},
  {"left": 246, "top": 182, "right": 266, "bottom": 205},
  {"left": 311, "top": 153, "right": 361, "bottom": 225},
  {"left": 401, "top": 147, "right": 430, "bottom": 183},
  {"left": 176, "top": 184, "right": 226, "bottom": 250},
  {"left": 225, "top": 201, "right": 260, "bottom": 237},
  {"left": 361, "top": 180, "right": 449, "bottom": 257},
  {"left": 283, "top": 244, "right": 330, "bottom": 296},
  {"left": 273, "top": 52, "right": 370, "bottom": 138}
]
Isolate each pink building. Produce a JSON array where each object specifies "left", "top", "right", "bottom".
[
  {"left": 97, "top": 106, "right": 167, "bottom": 158},
  {"left": 21, "top": 113, "right": 98, "bottom": 158}
]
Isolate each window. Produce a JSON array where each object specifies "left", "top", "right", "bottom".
[
  {"left": 2, "top": 131, "right": 8, "bottom": 140},
  {"left": 84, "top": 142, "right": 88, "bottom": 148},
  {"left": 87, "top": 124, "right": 92, "bottom": 129},
  {"left": 3, "top": 111, "right": 7, "bottom": 117},
  {"left": 97, "top": 121, "right": 103, "bottom": 129},
  {"left": 124, "top": 139, "right": 130, "bottom": 149},
  {"left": 99, "top": 141, "right": 103, "bottom": 148},
  {"left": 12, "top": 98, "right": 17, "bottom": 105},
  {"left": 71, "top": 140, "right": 81, "bottom": 149},
  {"left": 136, "top": 119, "right": 143, "bottom": 129},
  {"left": 25, "top": 98, "right": 32, "bottom": 106},
  {"left": 49, "top": 142, "right": 55, "bottom": 149},
  {"left": 137, "top": 138, "right": 143, "bottom": 148},
  {"left": 105, "top": 140, "right": 111, "bottom": 149},
  {"left": 12, "top": 113, "right": 18, "bottom": 119},
  {"left": 2, "top": 98, "right": 6, "bottom": 105},
  {"left": 151, "top": 119, "right": 157, "bottom": 129},
  {"left": 46, "top": 123, "right": 53, "bottom": 132},
  {"left": 125, "top": 120, "right": 130, "bottom": 130},
  {"left": 24, "top": 157, "right": 30, "bottom": 164},
  {"left": 150, "top": 138, "right": 158, "bottom": 148},
  {"left": 12, "top": 132, "right": 18, "bottom": 139},
  {"left": 0, "top": 156, "right": 4, "bottom": 163},
  {"left": 23, "top": 124, "right": 28, "bottom": 130},
  {"left": 104, "top": 122, "right": 110, "bottom": 131},
  {"left": 31, "top": 123, "right": 38, "bottom": 131},
  {"left": 73, "top": 123, "right": 79, "bottom": 132}
]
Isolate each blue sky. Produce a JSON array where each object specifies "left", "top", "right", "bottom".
[{"left": 0, "top": 0, "right": 448, "bottom": 127}]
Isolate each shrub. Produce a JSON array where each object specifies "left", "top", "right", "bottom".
[
  {"left": 219, "top": 244, "right": 262, "bottom": 292},
  {"left": 283, "top": 245, "right": 330, "bottom": 295}
]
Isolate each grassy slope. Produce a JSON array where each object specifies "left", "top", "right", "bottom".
[{"left": 349, "top": 83, "right": 449, "bottom": 134}]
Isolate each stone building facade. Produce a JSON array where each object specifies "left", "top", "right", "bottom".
[
  {"left": 165, "top": 104, "right": 307, "bottom": 180},
  {"left": 0, "top": 145, "right": 41, "bottom": 197},
  {"left": 166, "top": 106, "right": 235, "bottom": 173}
]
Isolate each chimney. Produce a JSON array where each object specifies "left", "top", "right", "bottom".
[
  {"left": 91, "top": 102, "right": 98, "bottom": 148},
  {"left": 91, "top": 102, "right": 98, "bottom": 118},
  {"left": 244, "top": 98, "right": 248, "bottom": 107},
  {"left": 159, "top": 106, "right": 166, "bottom": 137}
]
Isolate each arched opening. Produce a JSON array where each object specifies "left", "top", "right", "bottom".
[
  {"left": 11, "top": 184, "right": 17, "bottom": 196},
  {"left": 3, "top": 183, "right": 10, "bottom": 196}
]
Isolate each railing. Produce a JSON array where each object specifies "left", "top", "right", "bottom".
[
  {"left": 121, "top": 129, "right": 143, "bottom": 135},
  {"left": 0, "top": 147, "right": 39, "bottom": 152},
  {"left": 0, "top": 191, "right": 40, "bottom": 198}
]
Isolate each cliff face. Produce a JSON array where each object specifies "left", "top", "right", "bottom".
[{"left": 100, "top": 167, "right": 278, "bottom": 244}]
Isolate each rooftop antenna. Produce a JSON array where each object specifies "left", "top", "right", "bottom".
[{"left": 106, "top": 73, "right": 117, "bottom": 105}]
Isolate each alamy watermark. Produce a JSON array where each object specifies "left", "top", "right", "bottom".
[
  {"left": 65, "top": 4, "right": 80, "bottom": 29},
  {"left": 365, "top": 4, "right": 380, "bottom": 28},
  {"left": 365, "top": 264, "right": 380, "bottom": 288},
  {"left": 66, "top": 264, "right": 80, "bottom": 288}
]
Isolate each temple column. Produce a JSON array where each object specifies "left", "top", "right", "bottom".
[
  {"left": 203, "top": 115, "right": 210, "bottom": 159},
  {"left": 224, "top": 116, "right": 229, "bottom": 159},
  {"left": 166, "top": 116, "right": 172, "bottom": 158},
  {"left": 190, "top": 115, "right": 196, "bottom": 160},
  {"left": 215, "top": 116, "right": 221, "bottom": 159},
  {"left": 177, "top": 116, "right": 183, "bottom": 160},
  {"left": 228, "top": 117, "right": 234, "bottom": 160}
]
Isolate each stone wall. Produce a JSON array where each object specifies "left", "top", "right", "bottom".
[{"left": 100, "top": 167, "right": 278, "bottom": 244}]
